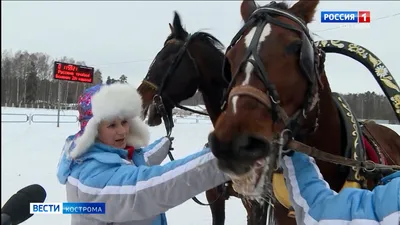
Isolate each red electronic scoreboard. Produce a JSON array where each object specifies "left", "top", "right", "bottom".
[{"left": 53, "top": 61, "right": 94, "bottom": 83}]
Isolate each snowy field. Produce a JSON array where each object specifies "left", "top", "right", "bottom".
[{"left": 2, "top": 107, "right": 400, "bottom": 225}]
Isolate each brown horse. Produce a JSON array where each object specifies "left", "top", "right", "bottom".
[
  {"left": 137, "top": 12, "right": 269, "bottom": 225},
  {"left": 208, "top": 0, "right": 400, "bottom": 225}
]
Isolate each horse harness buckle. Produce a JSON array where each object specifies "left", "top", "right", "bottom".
[
  {"left": 153, "top": 95, "right": 167, "bottom": 115},
  {"left": 363, "top": 160, "right": 377, "bottom": 173}
]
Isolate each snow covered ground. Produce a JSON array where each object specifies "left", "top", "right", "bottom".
[{"left": 2, "top": 107, "right": 399, "bottom": 225}]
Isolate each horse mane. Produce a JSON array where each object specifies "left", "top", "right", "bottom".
[
  {"left": 265, "top": 1, "right": 290, "bottom": 10},
  {"left": 192, "top": 31, "right": 225, "bottom": 52},
  {"left": 165, "top": 29, "right": 225, "bottom": 53}
]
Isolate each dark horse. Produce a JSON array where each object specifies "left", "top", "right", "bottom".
[
  {"left": 208, "top": 0, "right": 400, "bottom": 224},
  {"left": 137, "top": 12, "right": 269, "bottom": 225}
]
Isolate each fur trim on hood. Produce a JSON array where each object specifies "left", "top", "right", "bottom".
[{"left": 68, "top": 83, "right": 150, "bottom": 159}]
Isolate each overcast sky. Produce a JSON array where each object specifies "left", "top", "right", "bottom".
[{"left": 2, "top": 1, "right": 399, "bottom": 94}]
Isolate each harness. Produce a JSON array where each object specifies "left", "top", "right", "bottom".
[
  {"left": 141, "top": 32, "right": 230, "bottom": 206},
  {"left": 221, "top": 2, "right": 400, "bottom": 180},
  {"left": 142, "top": 33, "right": 209, "bottom": 138},
  {"left": 141, "top": 2, "right": 400, "bottom": 207}
]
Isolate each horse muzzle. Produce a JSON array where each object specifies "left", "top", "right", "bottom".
[
  {"left": 147, "top": 104, "right": 162, "bottom": 126},
  {"left": 208, "top": 131, "right": 271, "bottom": 176}
]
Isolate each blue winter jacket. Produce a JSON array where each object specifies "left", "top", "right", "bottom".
[
  {"left": 57, "top": 136, "right": 229, "bottom": 225},
  {"left": 281, "top": 152, "right": 400, "bottom": 225}
]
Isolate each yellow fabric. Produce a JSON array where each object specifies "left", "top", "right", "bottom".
[{"left": 272, "top": 172, "right": 361, "bottom": 217}]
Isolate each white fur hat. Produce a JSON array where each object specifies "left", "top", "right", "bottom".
[{"left": 68, "top": 83, "right": 150, "bottom": 159}]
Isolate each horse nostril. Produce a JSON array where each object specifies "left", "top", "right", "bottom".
[
  {"left": 208, "top": 132, "right": 232, "bottom": 160},
  {"left": 234, "top": 134, "right": 270, "bottom": 161}
]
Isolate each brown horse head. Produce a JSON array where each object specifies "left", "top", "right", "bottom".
[
  {"left": 208, "top": 0, "right": 323, "bottom": 198},
  {"left": 137, "top": 11, "right": 225, "bottom": 126}
]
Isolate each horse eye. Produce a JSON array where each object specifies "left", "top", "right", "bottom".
[{"left": 285, "top": 40, "right": 302, "bottom": 55}]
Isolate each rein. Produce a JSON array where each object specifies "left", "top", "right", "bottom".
[
  {"left": 276, "top": 130, "right": 400, "bottom": 177},
  {"left": 141, "top": 33, "right": 226, "bottom": 206}
]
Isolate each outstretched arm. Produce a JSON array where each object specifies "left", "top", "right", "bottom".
[
  {"left": 281, "top": 152, "right": 400, "bottom": 225},
  {"left": 66, "top": 147, "right": 230, "bottom": 223}
]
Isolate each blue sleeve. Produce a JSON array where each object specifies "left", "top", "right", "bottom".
[
  {"left": 142, "top": 137, "right": 171, "bottom": 166},
  {"left": 66, "top": 147, "right": 230, "bottom": 223},
  {"left": 281, "top": 152, "right": 400, "bottom": 225}
]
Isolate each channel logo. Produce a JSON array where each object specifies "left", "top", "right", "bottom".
[
  {"left": 321, "top": 11, "right": 370, "bottom": 23},
  {"left": 30, "top": 202, "right": 106, "bottom": 214}
]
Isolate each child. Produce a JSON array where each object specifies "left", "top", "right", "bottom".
[{"left": 57, "top": 83, "right": 230, "bottom": 225}]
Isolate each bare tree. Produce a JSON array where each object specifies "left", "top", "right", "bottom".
[
  {"left": 3, "top": 49, "right": 396, "bottom": 122},
  {"left": 25, "top": 61, "right": 38, "bottom": 104},
  {"left": 1, "top": 49, "right": 104, "bottom": 107}
]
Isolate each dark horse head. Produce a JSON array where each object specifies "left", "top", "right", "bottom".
[
  {"left": 208, "top": 0, "right": 323, "bottom": 199},
  {"left": 137, "top": 12, "right": 226, "bottom": 127}
]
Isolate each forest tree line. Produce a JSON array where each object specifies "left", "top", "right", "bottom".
[
  {"left": 1, "top": 50, "right": 128, "bottom": 107},
  {"left": 1, "top": 49, "right": 398, "bottom": 121}
]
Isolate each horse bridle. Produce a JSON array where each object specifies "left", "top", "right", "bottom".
[
  {"left": 221, "top": 3, "right": 323, "bottom": 141},
  {"left": 221, "top": 3, "right": 400, "bottom": 176},
  {"left": 141, "top": 32, "right": 211, "bottom": 137},
  {"left": 141, "top": 32, "right": 229, "bottom": 206}
]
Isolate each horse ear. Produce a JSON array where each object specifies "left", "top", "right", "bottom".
[
  {"left": 172, "top": 11, "right": 188, "bottom": 40},
  {"left": 240, "top": 0, "right": 257, "bottom": 22},
  {"left": 290, "top": 0, "right": 319, "bottom": 24},
  {"left": 169, "top": 23, "right": 174, "bottom": 33}
]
